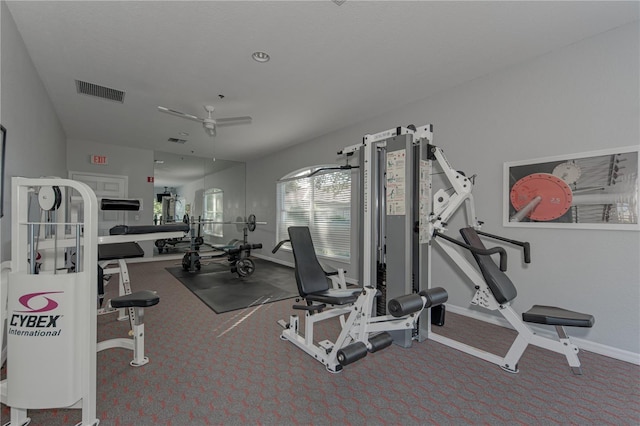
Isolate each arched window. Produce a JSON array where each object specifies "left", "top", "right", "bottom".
[
  {"left": 276, "top": 165, "right": 351, "bottom": 260},
  {"left": 203, "top": 188, "right": 223, "bottom": 237}
]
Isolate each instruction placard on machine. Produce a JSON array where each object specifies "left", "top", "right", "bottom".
[{"left": 386, "top": 149, "right": 406, "bottom": 215}]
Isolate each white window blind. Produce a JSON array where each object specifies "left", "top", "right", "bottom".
[
  {"left": 276, "top": 166, "right": 351, "bottom": 260},
  {"left": 203, "top": 188, "right": 223, "bottom": 237}
]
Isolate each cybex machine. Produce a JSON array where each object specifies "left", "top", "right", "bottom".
[{"left": 339, "top": 124, "right": 469, "bottom": 346}]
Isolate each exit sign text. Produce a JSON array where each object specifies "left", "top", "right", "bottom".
[{"left": 90, "top": 155, "right": 108, "bottom": 165}]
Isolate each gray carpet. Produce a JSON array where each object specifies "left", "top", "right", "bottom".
[
  {"left": 166, "top": 257, "right": 299, "bottom": 313},
  {"left": 3, "top": 260, "right": 639, "bottom": 425}
]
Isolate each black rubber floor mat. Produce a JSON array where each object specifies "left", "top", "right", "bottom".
[{"left": 166, "top": 258, "right": 298, "bottom": 313}]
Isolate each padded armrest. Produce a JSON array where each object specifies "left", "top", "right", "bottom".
[
  {"left": 110, "top": 290, "right": 160, "bottom": 308},
  {"left": 99, "top": 242, "right": 145, "bottom": 260}
]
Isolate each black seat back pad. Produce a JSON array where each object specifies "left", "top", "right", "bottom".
[
  {"left": 288, "top": 227, "right": 331, "bottom": 297},
  {"left": 460, "top": 227, "right": 517, "bottom": 304}
]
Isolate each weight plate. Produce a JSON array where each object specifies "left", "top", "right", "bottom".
[
  {"left": 510, "top": 173, "right": 573, "bottom": 221},
  {"left": 247, "top": 214, "right": 257, "bottom": 232},
  {"left": 236, "top": 258, "right": 255, "bottom": 277}
]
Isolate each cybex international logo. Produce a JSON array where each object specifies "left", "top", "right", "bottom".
[
  {"left": 8, "top": 291, "right": 64, "bottom": 337},
  {"left": 16, "top": 291, "right": 62, "bottom": 312}
]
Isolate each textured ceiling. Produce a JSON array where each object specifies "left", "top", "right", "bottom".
[{"left": 6, "top": 1, "right": 638, "bottom": 174}]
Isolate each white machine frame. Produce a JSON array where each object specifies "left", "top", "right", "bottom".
[
  {"left": 419, "top": 137, "right": 590, "bottom": 374},
  {"left": 279, "top": 287, "right": 433, "bottom": 373},
  {"left": 344, "top": 123, "right": 591, "bottom": 374},
  {"left": 96, "top": 258, "right": 151, "bottom": 367},
  {"left": 1, "top": 177, "right": 100, "bottom": 426},
  {"left": 430, "top": 238, "right": 585, "bottom": 373},
  {"left": 0, "top": 179, "right": 189, "bottom": 425}
]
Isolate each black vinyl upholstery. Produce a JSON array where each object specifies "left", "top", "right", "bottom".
[
  {"left": 460, "top": 227, "right": 594, "bottom": 328},
  {"left": 110, "top": 290, "right": 160, "bottom": 308},
  {"left": 98, "top": 242, "right": 145, "bottom": 260},
  {"left": 523, "top": 305, "right": 594, "bottom": 327},
  {"left": 460, "top": 227, "right": 517, "bottom": 304},
  {"left": 288, "top": 226, "right": 360, "bottom": 305},
  {"left": 109, "top": 223, "right": 190, "bottom": 235}
]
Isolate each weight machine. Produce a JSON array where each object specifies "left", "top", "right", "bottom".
[
  {"left": 278, "top": 122, "right": 594, "bottom": 375},
  {"left": 0, "top": 179, "right": 178, "bottom": 425},
  {"left": 1, "top": 177, "right": 100, "bottom": 425},
  {"left": 274, "top": 226, "right": 448, "bottom": 373},
  {"left": 346, "top": 123, "right": 595, "bottom": 374},
  {"left": 274, "top": 125, "right": 449, "bottom": 372}
]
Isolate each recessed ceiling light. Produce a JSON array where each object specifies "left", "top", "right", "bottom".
[
  {"left": 178, "top": 131, "right": 189, "bottom": 137},
  {"left": 154, "top": 160, "right": 164, "bottom": 164},
  {"left": 252, "top": 51, "right": 270, "bottom": 63}
]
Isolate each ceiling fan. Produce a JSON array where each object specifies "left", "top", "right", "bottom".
[{"left": 157, "top": 105, "right": 252, "bottom": 137}]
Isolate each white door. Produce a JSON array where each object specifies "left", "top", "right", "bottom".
[{"left": 70, "top": 172, "right": 128, "bottom": 236}]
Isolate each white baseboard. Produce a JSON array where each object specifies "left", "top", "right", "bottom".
[{"left": 444, "top": 304, "right": 640, "bottom": 366}]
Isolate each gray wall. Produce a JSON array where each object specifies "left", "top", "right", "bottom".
[
  {"left": 247, "top": 22, "right": 640, "bottom": 356},
  {"left": 0, "top": 3, "right": 68, "bottom": 261},
  {"left": 66, "top": 138, "right": 155, "bottom": 255}
]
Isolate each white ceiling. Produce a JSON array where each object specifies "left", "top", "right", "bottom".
[{"left": 6, "top": 1, "right": 639, "bottom": 170}]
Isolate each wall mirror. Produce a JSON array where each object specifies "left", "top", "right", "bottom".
[{"left": 152, "top": 151, "right": 246, "bottom": 257}]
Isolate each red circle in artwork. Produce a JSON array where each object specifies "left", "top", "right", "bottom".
[{"left": 510, "top": 173, "right": 573, "bottom": 221}]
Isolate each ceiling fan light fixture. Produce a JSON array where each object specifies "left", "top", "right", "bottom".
[
  {"left": 204, "top": 124, "right": 216, "bottom": 137},
  {"left": 252, "top": 51, "right": 270, "bottom": 63}
]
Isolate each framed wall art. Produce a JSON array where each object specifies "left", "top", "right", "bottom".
[{"left": 504, "top": 146, "right": 639, "bottom": 230}]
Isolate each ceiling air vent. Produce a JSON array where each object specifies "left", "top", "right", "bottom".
[
  {"left": 75, "top": 79, "right": 125, "bottom": 103},
  {"left": 167, "top": 137, "right": 187, "bottom": 144}
]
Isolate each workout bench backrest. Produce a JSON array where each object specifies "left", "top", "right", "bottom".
[
  {"left": 460, "top": 227, "right": 518, "bottom": 304},
  {"left": 288, "top": 226, "right": 330, "bottom": 297}
]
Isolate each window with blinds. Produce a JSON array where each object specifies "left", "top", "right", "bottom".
[
  {"left": 276, "top": 166, "right": 351, "bottom": 261},
  {"left": 203, "top": 188, "right": 223, "bottom": 237}
]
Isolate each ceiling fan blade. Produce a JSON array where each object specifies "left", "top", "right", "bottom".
[
  {"left": 157, "top": 106, "right": 204, "bottom": 123},
  {"left": 215, "top": 116, "right": 253, "bottom": 126}
]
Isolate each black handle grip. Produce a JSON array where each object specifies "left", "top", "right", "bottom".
[
  {"left": 272, "top": 239, "right": 290, "bottom": 254},
  {"left": 435, "top": 232, "right": 509, "bottom": 272},
  {"left": 477, "top": 230, "right": 531, "bottom": 264},
  {"left": 523, "top": 242, "right": 531, "bottom": 264}
]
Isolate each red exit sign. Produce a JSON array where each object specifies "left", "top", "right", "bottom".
[{"left": 90, "top": 154, "right": 108, "bottom": 165}]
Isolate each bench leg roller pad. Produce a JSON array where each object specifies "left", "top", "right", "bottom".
[
  {"left": 368, "top": 332, "right": 394, "bottom": 353},
  {"left": 337, "top": 342, "right": 368, "bottom": 366}
]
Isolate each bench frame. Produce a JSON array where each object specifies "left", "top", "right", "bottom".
[
  {"left": 432, "top": 233, "right": 589, "bottom": 374},
  {"left": 97, "top": 257, "right": 156, "bottom": 367}
]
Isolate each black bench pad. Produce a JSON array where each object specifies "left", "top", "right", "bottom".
[
  {"left": 111, "top": 290, "right": 160, "bottom": 308},
  {"left": 523, "top": 305, "right": 594, "bottom": 327},
  {"left": 110, "top": 223, "right": 189, "bottom": 235},
  {"left": 306, "top": 289, "right": 362, "bottom": 305},
  {"left": 99, "top": 242, "right": 145, "bottom": 260}
]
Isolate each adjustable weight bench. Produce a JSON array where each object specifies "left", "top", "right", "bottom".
[
  {"left": 97, "top": 241, "right": 159, "bottom": 367},
  {"left": 433, "top": 227, "right": 594, "bottom": 374},
  {"left": 278, "top": 226, "right": 448, "bottom": 372}
]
